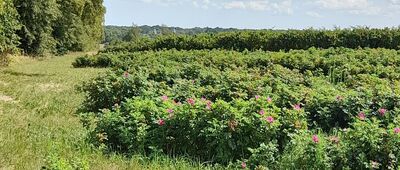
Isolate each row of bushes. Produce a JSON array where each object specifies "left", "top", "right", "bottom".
[
  {"left": 77, "top": 48, "right": 400, "bottom": 168},
  {"left": 103, "top": 28, "right": 400, "bottom": 53},
  {"left": 74, "top": 48, "right": 400, "bottom": 80},
  {"left": 87, "top": 95, "right": 400, "bottom": 169}
]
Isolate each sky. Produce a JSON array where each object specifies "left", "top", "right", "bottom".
[{"left": 104, "top": 0, "right": 400, "bottom": 29}]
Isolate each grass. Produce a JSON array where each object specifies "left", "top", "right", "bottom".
[{"left": 0, "top": 53, "right": 221, "bottom": 170}]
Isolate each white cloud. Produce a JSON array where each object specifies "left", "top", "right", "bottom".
[
  {"left": 390, "top": 0, "right": 400, "bottom": 4},
  {"left": 314, "top": 0, "right": 381, "bottom": 15},
  {"left": 223, "top": 0, "right": 293, "bottom": 14},
  {"left": 306, "top": 11, "right": 323, "bottom": 18},
  {"left": 315, "top": 0, "right": 369, "bottom": 9},
  {"left": 140, "top": 0, "right": 182, "bottom": 6}
]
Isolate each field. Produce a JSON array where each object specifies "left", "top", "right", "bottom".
[
  {"left": 0, "top": 54, "right": 221, "bottom": 169},
  {"left": 1, "top": 29, "right": 400, "bottom": 169},
  {"left": 2, "top": 0, "right": 400, "bottom": 169},
  {"left": 73, "top": 47, "right": 400, "bottom": 169}
]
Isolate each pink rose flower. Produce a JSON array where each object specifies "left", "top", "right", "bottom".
[
  {"left": 123, "top": 71, "right": 129, "bottom": 78},
  {"left": 358, "top": 112, "right": 366, "bottom": 120},
  {"left": 241, "top": 162, "right": 246, "bottom": 169},
  {"left": 394, "top": 127, "right": 400, "bottom": 134},
  {"left": 158, "top": 119, "right": 165, "bottom": 126},
  {"left": 293, "top": 104, "right": 301, "bottom": 111},
  {"left": 161, "top": 95, "right": 168, "bottom": 102},
  {"left": 266, "top": 116, "right": 274, "bottom": 124},
  {"left": 267, "top": 97, "right": 272, "bottom": 103},
  {"left": 378, "top": 108, "right": 387, "bottom": 116},
  {"left": 187, "top": 98, "right": 195, "bottom": 106},
  {"left": 206, "top": 101, "right": 212, "bottom": 110},
  {"left": 312, "top": 135, "right": 319, "bottom": 143}
]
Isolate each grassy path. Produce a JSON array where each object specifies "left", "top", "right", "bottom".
[
  {"left": 0, "top": 54, "right": 106, "bottom": 169},
  {"left": 0, "top": 54, "right": 216, "bottom": 170}
]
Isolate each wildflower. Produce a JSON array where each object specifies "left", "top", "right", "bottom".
[
  {"left": 206, "top": 100, "right": 212, "bottom": 110},
  {"left": 266, "top": 116, "right": 274, "bottom": 124},
  {"left": 293, "top": 104, "right": 301, "bottom": 111},
  {"left": 378, "top": 108, "right": 386, "bottom": 116},
  {"left": 201, "top": 97, "right": 207, "bottom": 101},
  {"left": 123, "top": 71, "right": 129, "bottom": 78},
  {"left": 358, "top": 112, "right": 366, "bottom": 120},
  {"left": 267, "top": 97, "right": 272, "bottom": 103},
  {"left": 161, "top": 95, "right": 168, "bottom": 102},
  {"left": 394, "top": 127, "right": 400, "bottom": 134},
  {"left": 158, "top": 119, "right": 165, "bottom": 126},
  {"left": 241, "top": 162, "right": 246, "bottom": 169},
  {"left": 167, "top": 109, "right": 174, "bottom": 113},
  {"left": 255, "top": 95, "right": 260, "bottom": 100},
  {"left": 371, "top": 161, "right": 380, "bottom": 169},
  {"left": 187, "top": 98, "right": 195, "bottom": 106},
  {"left": 312, "top": 135, "right": 319, "bottom": 143},
  {"left": 259, "top": 109, "right": 265, "bottom": 115},
  {"left": 330, "top": 136, "right": 340, "bottom": 144}
]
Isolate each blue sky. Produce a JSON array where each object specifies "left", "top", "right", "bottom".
[{"left": 104, "top": 0, "right": 400, "bottom": 29}]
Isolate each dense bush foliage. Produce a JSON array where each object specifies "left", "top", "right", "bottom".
[
  {"left": 0, "top": 0, "right": 20, "bottom": 53},
  {"left": 103, "top": 28, "right": 400, "bottom": 53},
  {"left": 77, "top": 48, "right": 400, "bottom": 168},
  {"left": 0, "top": 0, "right": 20, "bottom": 65},
  {"left": 0, "top": 0, "right": 105, "bottom": 56}
]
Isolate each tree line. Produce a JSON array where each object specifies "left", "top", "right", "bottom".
[
  {"left": 104, "top": 27, "right": 400, "bottom": 53},
  {"left": 104, "top": 25, "right": 242, "bottom": 43},
  {"left": 0, "top": 0, "right": 105, "bottom": 57}
]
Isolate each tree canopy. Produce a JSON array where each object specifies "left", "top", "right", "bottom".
[{"left": 0, "top": 0, "right": 105, "bottom": 56}]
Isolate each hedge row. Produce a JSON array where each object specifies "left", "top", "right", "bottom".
[{"left": 103, "top": 28, "right": 400, "bottom": 53}]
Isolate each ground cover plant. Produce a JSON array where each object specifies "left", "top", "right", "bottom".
[{"left": 76, "top": 48, "right": 400, "bottom": 169}]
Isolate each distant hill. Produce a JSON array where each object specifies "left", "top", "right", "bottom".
[{"left": 104, "top": 25, "right": 246, "bottom": 43}]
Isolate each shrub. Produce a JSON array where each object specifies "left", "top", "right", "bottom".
[{"left": 76, "top": 48, "right": 400, "bottom": 167}]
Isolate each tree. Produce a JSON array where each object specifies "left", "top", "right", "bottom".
[
  {"left": 0, "top": 0, "right": 20, "bottom": 65},
  {"left": 80, "top": 0, "right": 106, "bottom": 50},
  {"left": 13, "top": 0, "right": 60, "bottom": 55},
  {"left": 0, "top": 0, "right": 21, "bottom": 54},
  {"left": 160, "top": 24, "right": 173, "bottom": 36},
  {"left": 11, "top": 0, "right": 105, "bottom": 56},
  {"left": 53, "top": 0, "right": 86, "bottom": 54},
  {"left": 123, "top": 23, "right": 141, "bottom": 42}
]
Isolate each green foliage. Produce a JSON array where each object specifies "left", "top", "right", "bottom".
[
  {"left": 0, "top": 0, "right": 20, "bottom": 65},
  {"left": 76, "top": 47, "right": 400, "bottom": 168},
  {"left": 13, "top": 0, "right": 61, "bottom": 55},
  {"left": 103, "top": 25, "right": 239, "bottom": 43},
  {"left": 103, "top": 28, "right": 400, "bottom": 53},
  {"left": 122, "top": 24, "right": 141, "bottom": 42},
  {"left": 4, "top": 0, "right": 105, "bottom": 56},
  {"left": 44, "top": 153, "right": 90, "bottom": 170}
]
